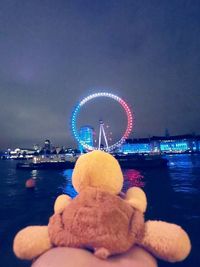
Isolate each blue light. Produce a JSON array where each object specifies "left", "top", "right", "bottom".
[
  {"left": 160, "top": 141, "right": 189, "bottom": 152},
  {"left": 121, "top": 143, "right": 151, "bottom": 153},
  {"left": 79, "top": 126, "right": 94, "bottom": 152}
]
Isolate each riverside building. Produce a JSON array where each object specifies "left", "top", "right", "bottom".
[{"left": 119, "top": 134, "right": 200, "bottom": 154}]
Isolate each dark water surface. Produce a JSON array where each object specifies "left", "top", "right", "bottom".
[{"left": 0, "top": 154, "right": 200, "bottom": 267}]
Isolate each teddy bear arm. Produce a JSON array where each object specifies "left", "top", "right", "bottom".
[
  {"left": 54, "top": 194, "right": 72, "bottom": 214},
  {"left": 124, "top": 187, "right": 147, "bottom": 213},
  {"left": 138, "top": 220, "right": 191, "bottom": 262},
  {"left": 13, "top": 226, "right": 52, "bottom": 260}
]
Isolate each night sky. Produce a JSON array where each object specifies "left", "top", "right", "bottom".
[{"left": 0, "top": 0, "right": 200, "bottom": 149}]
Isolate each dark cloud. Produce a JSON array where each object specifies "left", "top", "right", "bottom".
[{"left": 0, "top": 0, "right": 200, "bottom": 149}]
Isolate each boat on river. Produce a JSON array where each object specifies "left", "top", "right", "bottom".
[
  {"left": 16, "top": 155, "right": 76, "bottom": 170},
  {"left": 16, "top": 153, "right": 168, "bottom": 170},
  {"left": 114, "top": 154, "right": 168, "bottom": 169}
]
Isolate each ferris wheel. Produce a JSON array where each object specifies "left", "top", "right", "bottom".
[{"left": 71, "top": 92, "right": 133, "bottom": 152}]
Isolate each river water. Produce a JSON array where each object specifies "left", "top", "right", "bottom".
[{"left": 0, "top": 154, "right": 199, "bottom": 267}]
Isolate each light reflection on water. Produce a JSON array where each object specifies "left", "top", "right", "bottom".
[
  {"left": 122, "top": 169, "right": 145, "bottom": 191},
  {"left": 62, "top": 169, "right": 77, "bottom": 198},
  {"left": 61, "top": 168, "right": 145, "bottom": 197},
  {"left": 167, "top": 154, "right": 200, "bottom": 195},
  {"left": 31, "top": 170, "right": 38, "bottom": 179}
]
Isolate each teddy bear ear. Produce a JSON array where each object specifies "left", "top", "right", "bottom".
[
  {"left": 124, "top": 187, "right": 147, "bottom": 213},
  {"left": 54, "top": 194, "right": 72, "bottom": 214}
]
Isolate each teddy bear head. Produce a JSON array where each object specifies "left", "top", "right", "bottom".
[{"left": 72, "top": 150, "right": 123, "bottom": 195}]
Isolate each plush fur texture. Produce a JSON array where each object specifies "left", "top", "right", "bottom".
[
  {"left": 13, "top": 226, "right": 52, "bottom": 260},
  {"left": 54, "top": 194, "right": 72, "bottom": 214},
  {"left": 139, "top": 221, "right": 191, "bottom": 262},
  {"left": 48, "top": 186, "right": 145, "bottom": 256},
  {"left": 72, "top": 150, "right": 123, "bottom": 194},
  {"left": 125, "top": 187, "right": 147, "bottom": 213}
]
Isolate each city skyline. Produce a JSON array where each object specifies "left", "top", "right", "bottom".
[
  {"left": 0, "top": 1, "right": 200, "bottom": 149},
  {"left": 2, "top": 131, "right": 199, "bottom": 151}
]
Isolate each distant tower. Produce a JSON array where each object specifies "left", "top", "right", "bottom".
[
  {"left": 79, "top": 126, "right": 94, "bottom": 152},
  {"left": 44, "top": 139, "right": 51, "bottom": 150},
  {"left": 165, "top": 128, "right": 170, "bottom": 138},
  {"left": 33, "top": 144, "right": 40, "bottom": 151}
]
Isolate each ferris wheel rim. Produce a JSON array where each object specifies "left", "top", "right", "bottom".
[{"left": 71, "top": 92, "right": 133, "bottom": 151}]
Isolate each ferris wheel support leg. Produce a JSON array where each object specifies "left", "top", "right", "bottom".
[
  {"left": 98, "top": 124, "right": 102, "bottom": 150},
  {"left": 102, "top": 125, "right": 109, "bottom": 150}
]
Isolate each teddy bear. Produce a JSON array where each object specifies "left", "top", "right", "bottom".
[{"left": 13, "top": 150, "right": 191, "bottom": 263}]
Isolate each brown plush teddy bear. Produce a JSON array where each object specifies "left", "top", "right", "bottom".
[{"left": 13, "top": 150, "right": 191, "bottom": 263}]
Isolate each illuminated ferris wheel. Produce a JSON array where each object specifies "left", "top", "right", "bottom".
[{"left": 71, "top": 92, "right": 133, "bottom": 152}]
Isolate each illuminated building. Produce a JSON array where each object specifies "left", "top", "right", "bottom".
[
  {"left": 119, "top": 141, "right": 151, "bottom": 154},
  {"left": 119, "top": 134, "right": 200, "bottom": 154},
  {"left": 153, "top": 135, "right": 193, "bottom": 153},
  {"left": 5, "top": 148, "right": 37, "bottom": 159},
  {"left": 160, "top": 141, "right": 189, "bottom": 152},
  {"left": 79, "top": 126, "right": 94, "bottom": 152}
]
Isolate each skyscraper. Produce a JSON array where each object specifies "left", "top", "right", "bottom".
[{"left": 79, "top": 126, "right": 94, "bottom": 152}]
